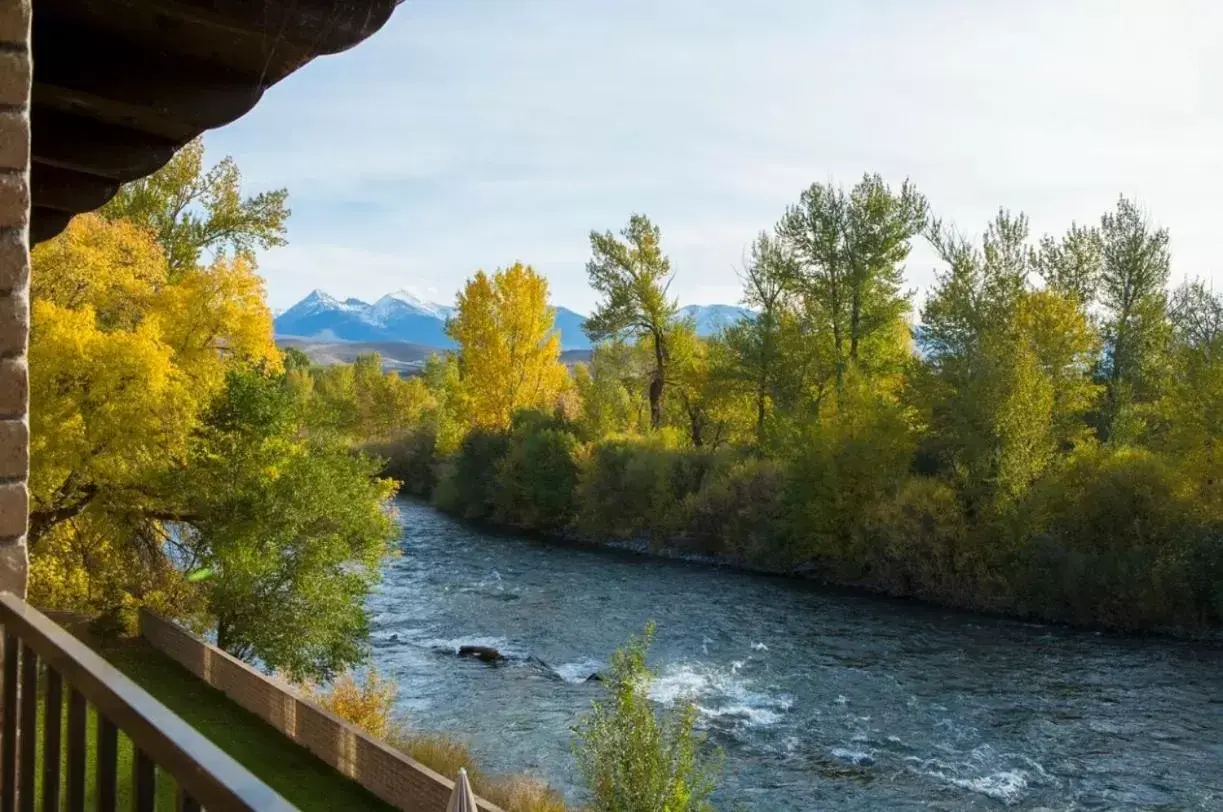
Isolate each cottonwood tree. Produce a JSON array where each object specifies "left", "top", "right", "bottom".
[
  {"left": 776, "top": 173, "right": 928, "bottom": 388},
  {"left": 1096, "top": 196, "right": 1172, "bottom": 442},
  {"left": 585, "top": 214, "right": 678, "bottom": 430},
  {"left": 447, "top": 262, "right": 567, "bottom": 429},
  {"left": 717, "top": 233, "right": 795, "bottom": 446}
]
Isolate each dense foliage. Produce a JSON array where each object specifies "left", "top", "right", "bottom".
[
  {"left": 28, "top": 141, "right": 399, "bottom": 679},
  {"left": 371, "top": 177, "right": 1223, "bottom": 635}
]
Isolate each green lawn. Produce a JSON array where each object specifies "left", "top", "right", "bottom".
[{"left": 101, "top": 641, "right": 399, "bottom": 811}]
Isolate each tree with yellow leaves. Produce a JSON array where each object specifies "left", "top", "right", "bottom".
[{"left": 446, "top": 263, "right": 567, "bottom": 429}]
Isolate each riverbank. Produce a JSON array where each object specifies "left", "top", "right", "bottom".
[
  {"left": 370, "top": 420, "right": 1223, "bottom": 640},
  {"left": 428, "top": 502, "right": 1223, "bottom": 642}
]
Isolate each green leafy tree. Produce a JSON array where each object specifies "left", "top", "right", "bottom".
[
  {"left": 1096, "top": 196, "right": 1172, "bottom": 442},
  {"left": 585, "top": 214, "right": 679, "bottom": 430},
  {"left": 776, "top": 173, "right": 928, "bottom": 387},
  {"left": 1032, "top": 222, "right": 1103, "bottom": 304},
  {"left": 101, "top": 138, "right": 289, "bottom": 277},
  {"left": 172, "top": 368, "right": 398, "bottom": 679},
  {"left": 574, "top": 622, "right": 721, "bottom": 812},
  {"left": 718, "top": 233, "right": 795, "bottom": 446}
]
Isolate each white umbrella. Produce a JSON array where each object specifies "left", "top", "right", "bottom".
[{"left": 447, "top": 767, "right": 479, "bottom": 812}]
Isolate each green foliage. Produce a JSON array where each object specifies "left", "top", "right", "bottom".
[
  {"left": 576, "top": 434, "right": 718, "bottom": 544},
  {"left": 173, "top": 367, "right": 399, "bottom": 680},
  {"left": 681, "top": 458, "right": 786, "bottom": 561},
  {"left": 493, "top": 412, "right": 583, "bottom": 532},
  {"left": 101, "top": 138, "right": 289, "bottom": 278},
  {"left": 434, "top": 428, "right": 512, "bottom": 522},
  {"left": 585, "top": 214, "right": 678, "bottom": 430},
  {"left": 573, "top": 623, "right": 722, "bottom": 812}
]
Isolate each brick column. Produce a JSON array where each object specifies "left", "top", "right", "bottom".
[{"left": 0, "top": 0, "right": 31, "bottom": 597}]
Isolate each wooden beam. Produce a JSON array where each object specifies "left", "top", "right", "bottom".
[
  {"left": 30, "top": 208, "right": 74, "bottom": 245},
  {"left": 31, "top": 107, "right": 182, "bottom": 182},
  {"left": 31, "top": 163, "right": 120, "bottom": 214},
  {"left": 32, "top": 21, "right": 265, "bottom": 140}
]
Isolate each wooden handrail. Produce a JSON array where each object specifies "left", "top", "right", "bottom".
[{"left": 0, "top": 592, "right": 297, "bottom": 811}]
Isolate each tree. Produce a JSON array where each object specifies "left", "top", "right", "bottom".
[
  {"left": 1032, "top": 222, "right": 1103, "bottom": 304},
  {"left": 585, "top": 214, "right": 678, "bottom": 430},
  {"left": 171, "top": 368, "right": 398, "bottom": 679},
  {"left": 1096, "top": 196, "right": 1172, "bottom": 442},
  {"left": 27, "top": 214, "right": 279, "bottom": 549},
  {"left": 776, "top": 173, "right": 928, "bottom": 387},
  {"left": 101, "top": 138, "right": 289, "bottom": 277},
  {"left": 922, "top": 209, "right": 1032, "bottom": 368},
  {"left": 719, "top": 233, "right": 794, "bottom": 446},
  {"left": 447, "top": 263, "right": 567, "bottom": 430},
  {"left": 574, "top": 622, "right": 721, "bottom": 812}
]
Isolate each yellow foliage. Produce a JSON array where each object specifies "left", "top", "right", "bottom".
[
  {"left": 28, "top": 300, "right": 195, "bottom": 507},
  {"left": 447, "top": 263, "right": 567, "bottom": 429},
  {"left": 30, "top": 214, "right": 166, "bottom": 329},
  {"left": 298, "top": 668, "right": 401, "bottom": 741},
  {"left": 28, "top": 208, "right": 282, "bottom": 607}
]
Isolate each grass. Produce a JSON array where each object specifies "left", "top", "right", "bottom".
[
  {"left": 103, "top": 641, "right": 399, "bottom": 811},
  {"left": 31, "top": 696, "right": 180, "bottom": 810}
]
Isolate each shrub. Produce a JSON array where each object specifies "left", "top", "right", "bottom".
[
  {"left": 298, "top": 667, "right": 402, "bottom": 741},
  {"left": 859, "top": 476, "right": 984, "bottom": 602},
  {"left": 493, "top": 411, "right": 583, "bottom": 532},
  {"left": 434, "top": 428, "right": 511, "bottom": 521},
  {"left": 367, "top": 426, "right": 439, "bottom": 498},
  {"left": 681, "top": 458, "right": 786, "bottom": 561},
  {"left": 573, "top": 622, "right": 721, "bottom": 812},
  {"left": 576, "top": 436, "right": 722, "bottom": 543},
  {"left": 1009, "top": 445, "right": 1212, "bottom": 629}
]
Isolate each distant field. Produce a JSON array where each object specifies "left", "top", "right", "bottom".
[{"left": 277, "top": 337, "right": 592, "bottom": 375}]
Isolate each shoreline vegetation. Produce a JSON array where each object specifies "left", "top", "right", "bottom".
[{"left": 353, "top": 181, "right": 1223, "bottom": 642}]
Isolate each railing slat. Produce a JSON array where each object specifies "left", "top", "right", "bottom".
[
  {"left": 177, "top": 786, "right": 201, "bottom": 812},
  {"left": 65, "top": 688, "right": 85, "bottom": 812},
  {"left": 96, "top": 715, "right": 118, "bottom": 812},
  {"left": 2, "top": 632, "right": 18, "bottom": 812},
  {"left": 18, "top": 645, "right": 37, "bottom": 812},
  {"left": 133, "top": 748, "right": 156, "bottom": 812},
  {"left": 41, "top": 670, "right": 61, "bottom": 812}
]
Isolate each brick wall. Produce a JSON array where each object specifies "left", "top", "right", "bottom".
[
  {"left": 0, "top": 0, "right": 31, "bottom": 598},
  {"left": 139, "top": 611, "right": 503, "bottom": 812}
]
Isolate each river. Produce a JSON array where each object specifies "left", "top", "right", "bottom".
[{"left": 367, "top": 500, "right": 1223, "bottom": 810}]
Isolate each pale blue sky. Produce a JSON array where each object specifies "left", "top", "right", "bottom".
[{"left": 205, "top": 0, "right": 1223, "bottom": 314}]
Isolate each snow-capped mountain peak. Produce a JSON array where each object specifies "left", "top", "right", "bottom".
[{"left": 371, "top": 288, "right": 452, "bottom": 322}]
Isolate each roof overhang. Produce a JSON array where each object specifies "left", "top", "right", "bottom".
[{"left": 29, "top": 0, "right": 398, "bottom": 243}]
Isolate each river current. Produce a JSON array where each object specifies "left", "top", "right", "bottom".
[{"left": 367, "top": 500, "right": 1223, "bottom": 810}]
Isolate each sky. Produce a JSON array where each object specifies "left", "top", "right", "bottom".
[{"left": 204, "top": 0, "right": 1223, "bottom": 315}]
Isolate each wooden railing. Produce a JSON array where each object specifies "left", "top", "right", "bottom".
[{"left": 0, "top": 593, "right": 297, "bottom": 811}]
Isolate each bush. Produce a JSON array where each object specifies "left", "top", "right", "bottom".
[
  {"left": 681, "top": 458, "right": 786, "bottom": 561},
  {"left": 493, "top": 411, "right": 583, "bottom": 532},
  {"left": 859, "top": 477, "right": 985, "bottom": 603},
  {"left": 298, "top": 667, "right": 402, "bottom": 741},
  {"left": 576, "top": 436, "right": 722, "bottom": 543},
  {"left": 573, "top": 622, "right": 721, "bottom": 812},
  {"left": 367, "top": 426, "right": 439, "bottom": 498},
  {"left": 434, "top": 428, "right": 511, "bottom": 521},
  {"left": 1009, "top": 446, "right": 1216, "bottom": 629}
]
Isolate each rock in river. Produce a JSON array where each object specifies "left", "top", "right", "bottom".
[{"left": 458, "top": 645, "right": 506, "bottom": 663}]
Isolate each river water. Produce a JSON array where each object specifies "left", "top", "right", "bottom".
[{"left": 367, "top": 500, "right": 1223, "bottom": 810}]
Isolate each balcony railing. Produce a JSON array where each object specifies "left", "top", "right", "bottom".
[{"left": 0, "top": 592, "right": 297, "bottom": 811}]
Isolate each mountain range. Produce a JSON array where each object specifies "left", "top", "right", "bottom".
[{"left": 274, "top": 289, "right": 752, "bottom": 351}]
